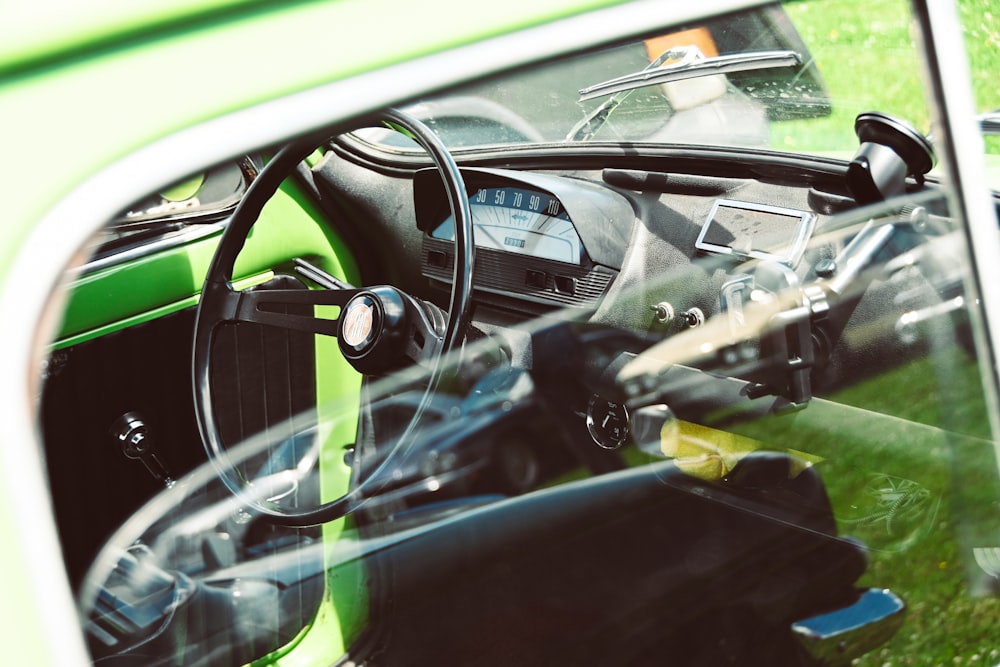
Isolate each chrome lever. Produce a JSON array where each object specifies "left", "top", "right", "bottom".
[
  {"left": 792, "top": 587, "right": 905, "bottom": 665},
  {"left": 110, "top": 412, "right": 175, "bottom": 488}
]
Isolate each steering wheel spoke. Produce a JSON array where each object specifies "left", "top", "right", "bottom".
[{"left": 232, "top": 285, "right": 360, "bottom": 337}]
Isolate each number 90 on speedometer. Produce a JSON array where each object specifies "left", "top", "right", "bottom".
[{"left": 431, "top": 186, "right": 584, "bottom": 265}]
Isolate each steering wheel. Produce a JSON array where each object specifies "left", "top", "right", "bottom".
[{"left": 193, "top": 109, "right": 475, "bottom": 526}]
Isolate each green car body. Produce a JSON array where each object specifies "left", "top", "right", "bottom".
[
  {"left": 0, "top": 1, "right": 626, "bottom": 662},
  {"left": 3, "top": 0, "right": 1000, "bottom": 664}
]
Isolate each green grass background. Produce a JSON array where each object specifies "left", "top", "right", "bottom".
[
  {"left": 774, "top": 0, "right": 1000, "bottom": 157},
  {"left": 757, "top": 3, "right": 1000, "bottom": 663}
]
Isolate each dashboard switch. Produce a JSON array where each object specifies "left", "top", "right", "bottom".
[
  {"left": 525, "top": 270, "right": 547, "bottom": 289},
  {"left": 427, "top": 250, "right": 448, "bottom": 268},
  {"left": 683, "top": 307, "right": 705, "bottom": 328},
  {"left": 554, "top": 275, "right": 576, "bottom": 295},
  {"left": 650, "top": 302, "right": 675, "bottom": 324}
]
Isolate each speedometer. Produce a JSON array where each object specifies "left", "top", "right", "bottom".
[
  {"left": 431, "top": 186, "right": 584, "bottom": 265},
  {"left": 416, "top": 167, "right": 632, "bottom": 310}
]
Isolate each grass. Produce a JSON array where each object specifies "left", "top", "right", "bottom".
[
  {"left": 729, "top": 351, "right": 1000, "bottom": 666},
  {"left": 726, "top": 3, "right": 1000, "bottom": 662},
  {"left": 773, "top": 0, "right": 1000, "bottom": 158}
]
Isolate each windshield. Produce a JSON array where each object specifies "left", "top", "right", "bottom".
[
  {"left": 356, "top": 5, "right": 881, "bottom": 154},
  {"left": 358, "top": 1, "right": 998, "bottom": 183}
]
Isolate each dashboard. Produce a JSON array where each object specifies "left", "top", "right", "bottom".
[
  {"left": 316, "top": 134, "right": 948, "bottom": 417},
  {"left": 412, "top": 165, "right": 833, "bottom": 325}
]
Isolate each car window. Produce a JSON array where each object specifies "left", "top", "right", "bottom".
[
  {"left": 44, "top": 1, "right": 1000, "bottom": 666},
  {"left": 82, "top": 158, "right": 258, "bottom": 267},
  {"left": 958, "top": 1, "right": 1000, "bottom": 183}
]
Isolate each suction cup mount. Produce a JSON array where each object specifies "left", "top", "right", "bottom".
[{"left": 846, "top": 112, "right": 935, "bottom": 204}]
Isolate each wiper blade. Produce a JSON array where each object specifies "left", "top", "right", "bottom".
[
  {"left": 578, "top": 49, "right": 802, "bottom": 101},
  {"left": 980, "top": 110, "right": 1000, "bottom": 136},
  {"left": 567, "top": 47, "right": 801, "bottom": 142}
]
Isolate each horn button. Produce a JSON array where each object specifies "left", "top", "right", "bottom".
[
  {"left": 340, "top": 295, "right": 381, "bottom": 351},
  {"left": 339, "top": 286, "right": 440, "bottom": 374}
]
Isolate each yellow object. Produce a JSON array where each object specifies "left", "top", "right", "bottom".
[
  {"left": 661, "top": 421, "right": 823, "bottom": 482},
  {"left": 661, "top": 420, "right": 759, "bottom": 481},
  {"left": 660, "top": 419, "right": 823, "bottom": 482}
]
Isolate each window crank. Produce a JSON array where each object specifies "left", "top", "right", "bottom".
[{"left": 110, "top": 412, "right": 175, "bottom": 489}]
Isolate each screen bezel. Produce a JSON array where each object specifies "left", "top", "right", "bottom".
[{"left": 695, "top": 199, "right": 816, "bottom": 267}]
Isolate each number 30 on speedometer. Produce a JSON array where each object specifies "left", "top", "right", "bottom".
[{"left": 431, "top": 186, "right": 584, "bottom": 265}]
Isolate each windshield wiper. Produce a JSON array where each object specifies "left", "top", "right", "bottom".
[
  {"left": 567, "top": 47, "right": 802, "bottom": 142},
  {"left": 980, "top": 110, "right": 1000, "bottom": 136}
]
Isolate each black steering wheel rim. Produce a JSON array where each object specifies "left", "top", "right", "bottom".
[{"left": 193, "top": 108, "right": 475, "bottom": 526}]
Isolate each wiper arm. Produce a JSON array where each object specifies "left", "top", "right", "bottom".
[
  {"left": 980, "top": 110, "right": 1000, "bottom": 136},
  {"left": 567, "top": 47, "right": 802, "bottom": 142},
  {"left": 579, "top": 49, "right": 802, "bottom": 101}
]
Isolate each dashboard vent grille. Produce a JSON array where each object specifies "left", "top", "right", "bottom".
[{"left": 422, "top": 238, "right": 615, "bottom": 309}]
